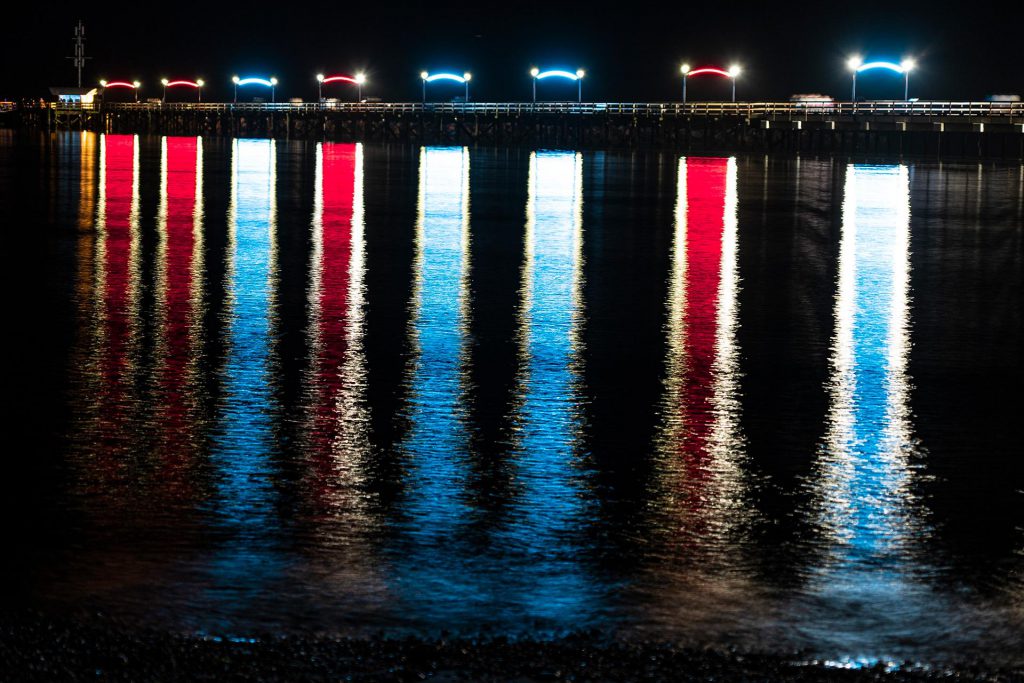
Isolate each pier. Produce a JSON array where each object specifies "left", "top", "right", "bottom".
[{"left": 8, "top": 100, "right": 1024, "bottom": 158}]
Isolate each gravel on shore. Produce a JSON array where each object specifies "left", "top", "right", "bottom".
[{"left": 1, "top": 612, "right": 1019, "bottom": 682}]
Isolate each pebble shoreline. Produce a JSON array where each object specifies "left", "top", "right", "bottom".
[{"left": 1, "top": 613, "right": 1019, "bottom": 682}]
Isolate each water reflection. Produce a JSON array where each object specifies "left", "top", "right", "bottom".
[
  {"left": 392, "top": 146, "right": 473, "bottom": 616},
  {"left": 801, "top": 164, "right": 936, "bottom": 663},
  {"left": 655, "top": 156, "right": 749, "bottom": 555},
  {"left": 93, "top": 134, "right": 141, "bottom": 468},
  {"left": 303, "top": 142, "right": 372, "bottom": 511},
  {"left": 505, "top": 150, "right": 596, "bottom": 621},
  {"left": 153, "top": 136, "right": 205, "bottom": 493},
  {"left": 206, "top": 138, "right": 283, "bottom": 621}
]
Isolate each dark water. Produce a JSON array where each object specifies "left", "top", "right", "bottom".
[{"left": 3, "top": 131, "right": 1022, "bottom": 669}]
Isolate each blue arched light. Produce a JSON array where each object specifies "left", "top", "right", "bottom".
[
  {"left": 232, "top": 75, "right": 279, "bottom": 103},
  {"left": 530, "top": 68, "right": 586, "bottom": 103},
  {"left": 535, "top": 69, "right": 581, "bottom": 81},
  {"left": 423, "top": 72, "right": 469, "bottom": 83},
  {"left": 857, "top": 61, "right": 906, "bottom": 74},
  {"left": 420, "top": 71, "right": 472, "bottom": 102},
  {"left": 234, "top": 76, "right": 277, "bottom": 87},
  {"left": 847, "top": 57, "right": 916, "bottom": 100}
]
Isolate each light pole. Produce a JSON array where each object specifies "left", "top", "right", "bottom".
[
  {"left": 847, "top": 56, "right": 862, "bottom": 101},
  {"left": 355, "top": 72, "right": 366, "bottom": 102},
  {"left": 729, "top": 65, "right": 741, "bottom": 102},
  {"left": 530, "top": 67, "right": 539, "bottom": 103},
  {"left": 680, "top": 64, "right": 690, "bottom": 103},
  {"left": 270, "top": 77, "right": 278, "bottom": 103},
  {"left": 901, "top": 58, "right": 915, "bottom": 100},
  {"left": 421, "top": 71, "right": 427, "bottom": 102},
  {"left": 133, "top": 80, "right": 140, "bottom": 101},
  {"left": 196, "top": 79, "right": 204, "bottom": 103},
  {"left": 576, "top": 69, "right": 584, "bottom": 103},
  {"left": 161, "top": 78, "right": 168, "bottom": 103},
  {"left": 316, "top": 73, "right": 324, "bottom": 102},
  {"left": 463, "top": 72, "right": 471, "bottom": 102},
  {"left": 232, "top": 75, "right": 240, "bottom": 103}
]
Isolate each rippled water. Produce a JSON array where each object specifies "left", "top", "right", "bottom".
[{"left": 3, "top": 131, "right": 1022, "bottom": 668}]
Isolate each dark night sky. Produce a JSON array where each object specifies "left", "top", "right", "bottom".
[{"left": 2, "top": 0, "right": 1021, "bottom": 102}]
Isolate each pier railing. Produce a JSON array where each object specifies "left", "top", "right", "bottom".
[{"left": 36, "top": 100, "right": 1024, "bottom": 118}]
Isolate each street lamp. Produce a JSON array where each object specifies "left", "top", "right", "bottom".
[
  {"left": 316, "top": 73, "right": 324, "bottom": 102},
  {"left": 901, "top": 58, "right": 915, "bottom": 100},
  {"left": 196, "top": 79, "right": 204, "bottom": 103},
  {"left": 847, "top": 56, "right": 863, "bottom": 100},
  {"left": 270, "top": 77, "right": 278, "bottom": 103},
  {"left": 100, "top": 79, "right": 142, "bottom": 102},
  {"left": 355, "top": 72, "right": 366, "bottom": 101},
  {"left": 421, "top": 71, "right": 471, "bottom": 102},
  {"left": 161, "top": 78, "right": 169, "bottom": 103},
  {"left": 530, "top": 68, "right": 584, "bottom": 103},
  {"left": 728, "top": 64, "right": 741, "bottom": 102},
  {"left": 680, "top": 64, "right": 690, "bottom": 103},
  {"left": 232, "top": 75, "right": 240, "bottom": 103}
]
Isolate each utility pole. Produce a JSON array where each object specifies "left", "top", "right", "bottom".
[{"left": 66, "top": 21, "right": 90, "bottom": 87}]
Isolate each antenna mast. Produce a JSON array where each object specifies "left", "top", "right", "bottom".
[{"left": 66, "top": 21, "right": 90, "bottom": 87}]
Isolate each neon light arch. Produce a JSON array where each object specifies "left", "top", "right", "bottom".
[
  {"left": 234, "top": 77, "right": 277, "bottom": 88},
  {"left": 423, "top": 72, "right": 470, "bottom": 84},
  {"left": 857, "top": 61, "right": 906, "bottom": 74},
  {"left": 420, "top": 72, "right": 472, "bottom": 103},
  {"left": 320, "top": 75, "right": 364, "bottom": 85},
  {"left": 684, "top": 67, "right": 733, "bottom": 78},
  {"left": 680, "top": 64, "right": 741, "bottom": 103},
  {"left": 100, "top": 80, "right": 140, "bottom": 89},
  {"left": 535, "top": 69, "right": 582, "bottom": 81},
  {"left": 162, "top": 79, "right": 204, "bottom": 89},
  {"left": 847, "top": 57, "right": 915, "bottom": 100}
]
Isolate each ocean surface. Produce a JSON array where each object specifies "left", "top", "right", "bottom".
[{"left": 2, "top": 131, "right": 1022, "bottom": 669}]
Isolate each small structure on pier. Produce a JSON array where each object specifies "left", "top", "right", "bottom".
[{"left": 48, "top": 86, "right": 97, "bottom": 104}]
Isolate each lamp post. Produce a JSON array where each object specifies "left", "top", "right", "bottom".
[
  {"left": 270, "top": 77, "right": 277, "bottom": 103},
  {"left": 576, "top": 69, "right": 584, "bottom": 103},
  {"left": 901, "top": 58, "right": 915, "bottom": 100},
  {"left": 316, "top": 73, "right": 324, "bottom": 102},
  {"left": 729, "top": 65, "right": 741, "bottom": 102},
  {"left": 680, "top": 64, "right": 690, "bottom": 103},
  {"left": 847, "top": 56, "right": 862, "bottom": 101},
  {"left": 133, "top": 80, "right": 140, "bottom": 101},
  {"left": 232, "top": 75, "right": 240, "bottom": 103},
  {"left": 196, "top": 79, "right": 204, "bottom": 103},
  {"left": 161, "top": 78, "right": 169, "bottom": 103},
  {"left": 463, "top": 72, "right": 471, "bottom": 102},
  {"left": 530, "top": 67, "right": 539, "bottom": 103},
  {"left": 355, "top": 72, "right": 366, "bottom": 102},
  {"left": 421, "top": 71, "right": 427, "bottom": 102}
]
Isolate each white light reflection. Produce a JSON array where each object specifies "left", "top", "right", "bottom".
[
  {"left": 92, "top": 134, "right": 142, "bottom": 469},
  {"left": 655, "top": 156, "right": 748, "bottom": 553},
  {"left": 504, "top": 150, "right": 594, "bottom": 621},
  {"left": 153, "top": 136, "right": 205, "bottom": 477},
  {"left": 401, "top": 145, "right": 473, "bottom": 538},
  {"left": 303, "top": 142, "right": 371, "bottom": 511},
  {"left": 802, "top": 164, "right": 940, "bottom": 662}
]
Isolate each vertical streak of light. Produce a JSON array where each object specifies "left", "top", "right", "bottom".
[
  {"left": 803, "top": 164, "right": 924, "bottom": 665},
  {"left": 205, "top": 139, "right": 282, "bottom": 624},
  {"left": 92, "top": 134, "right": 141, "bottom": 472},
  {"left": 656, "top": 156, "right": 747, "bottom": 551},
  {"left": 506, "top": 150, "right": 594, "bottom": 620},
  {"left": 304, "top": 142, "right": 372, "bottom": 512},
  {"left": 154, "top": 136, "right": 204, "bottom": 489},
  {"left": 401, "top": 145, "right": 472, "bottom": 539}
]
